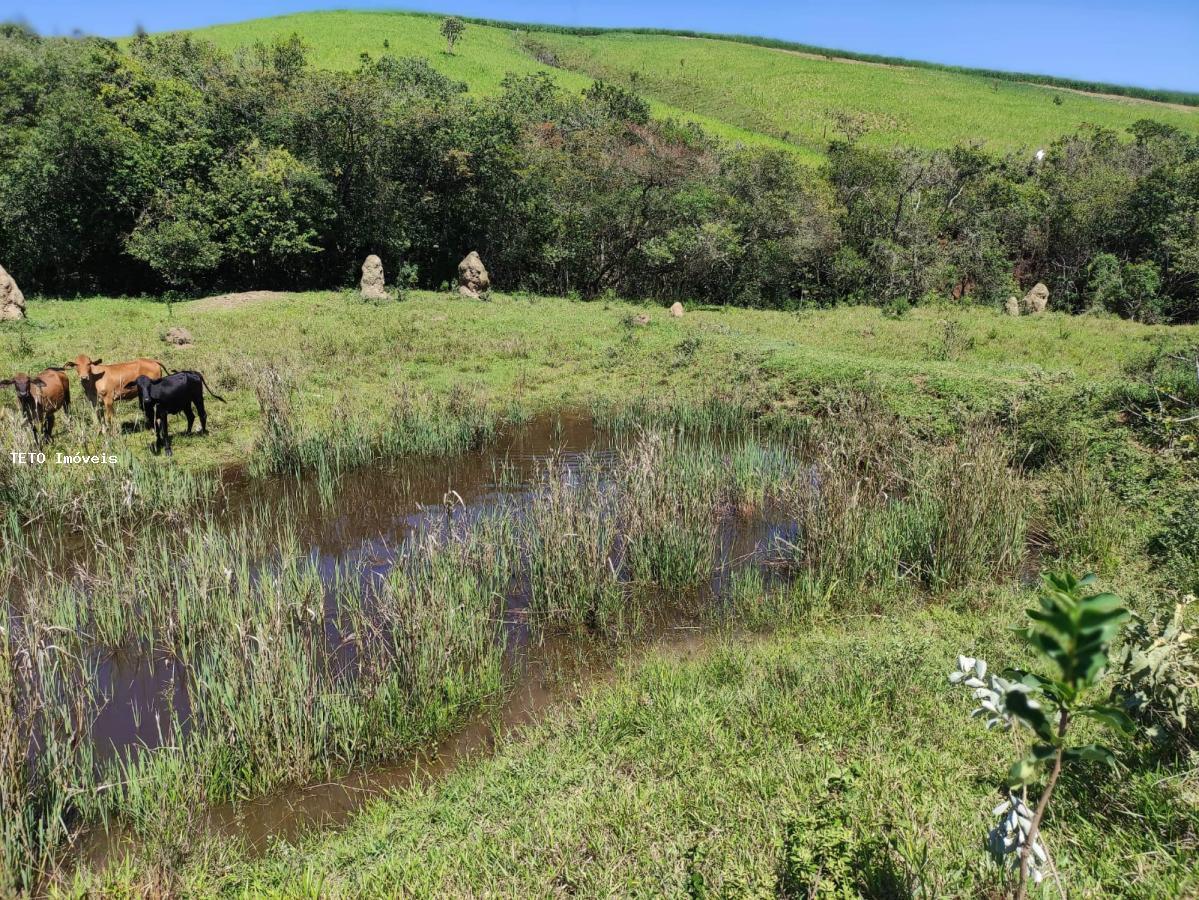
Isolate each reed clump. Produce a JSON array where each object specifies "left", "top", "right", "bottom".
[
  {"left": 525, "top": 456, "right": 626, "bottom": 631},
  {"left": 783, "top": 416, "right": 1027, "bottom": 595},
  {"left": 251, "top": 369, "right": 510, "bottom": 479}
]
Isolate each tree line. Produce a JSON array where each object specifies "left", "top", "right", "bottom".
[{"left": 1, "top": 26, "right": 1196, "bottom": 322}]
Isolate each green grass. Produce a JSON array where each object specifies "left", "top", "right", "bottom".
[
  {"left": 164, "top": 597, "right": 1198, "bottom": 897},
  {"left": 529, "top": 30, "right": 1199, "bottom": 155},
  {"left": 179, "top": 10, "right": 1199, "bottom": 159},
  {"left": 184, "top": 11, "right": 799, "bottom": 156},
  {"left": 4, "top": 293, "right": 1193, "bottom": 474}
]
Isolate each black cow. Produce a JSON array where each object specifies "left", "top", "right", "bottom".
[{"left": 135, "top": 371, "right": 226, "bottom": 455}]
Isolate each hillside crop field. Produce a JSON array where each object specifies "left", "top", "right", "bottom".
[{"left": 186, "top": 10, "right": 1199, "bottom": 157}]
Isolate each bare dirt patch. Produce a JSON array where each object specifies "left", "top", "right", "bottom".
[{"left": 188, "top": 290, "right": 290, "bottom": 312}]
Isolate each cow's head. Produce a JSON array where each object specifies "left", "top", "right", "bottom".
[
  {"left": 0, "top": 373, "right": 43, "bottom": 406},
  {"left": 134, "top": 375, "right": 154, "bottom": 409},
  {"left": 62, "top": 355, "right": 104, "bottom": 382}
]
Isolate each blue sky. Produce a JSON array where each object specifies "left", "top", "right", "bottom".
[{"left": 6, "top": 1, "right": 1197, "bottom": 91}]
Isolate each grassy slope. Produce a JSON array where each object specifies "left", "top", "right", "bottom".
[
  {"left": 182, "top": 595, "right": 1197, "bottom": 897},
  {"left": 184, "top": 10, "right": 1199, "bottom": 159},
  {"left": 187, "top": 11, "right": 800, "bottom": 157},
  {"left": 3, "top": 294, "right": 1191, "bottom": 469},
  {"left": 533, "top": 31, "right": 1199, "bottom": 155}
]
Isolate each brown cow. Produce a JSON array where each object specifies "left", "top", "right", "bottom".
[
  {"left": 62, "top": 354, "right": 167, "bottom": 429},
  {"left": 1, "top": 369, "right": 71, "bottom": 441}
]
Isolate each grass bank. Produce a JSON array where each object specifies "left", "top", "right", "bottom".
[
  {"left": 117, "top": 596, "right": 1199, "bottom": 897},
  {"left": 3, "top": 292, "right": 1193, "bottom": 473}
]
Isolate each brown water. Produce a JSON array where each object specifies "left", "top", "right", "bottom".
[
  {"left": 67, "top": 414, "right": 795, "bottom": 864},
  {"left": 82, "top": 414, "right": 613, "bottom": 759}
]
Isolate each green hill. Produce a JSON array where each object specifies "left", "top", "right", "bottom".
[
  {"left": 186, "top": 10, "right": 1199, "bottom": 158},
  {"left": 189, "top": 11, "right": 801, "bottom": 158}
]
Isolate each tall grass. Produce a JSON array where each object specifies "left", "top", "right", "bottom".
[
  {"left": 250, "top": 368, "right": 508, "bottom": 479},
  {"left": 0, "top": 604, "right": 99, "bottom": 895},
  {"left": 620, "top": 433, "right": 719, "bottom": 590},
  {"left": 1, "top": 504, "right": 513, "bottom": 892},
  {"left": 592, "top": 394, "right": 757, "bottom": 437},
  {"left": 0, "top": 408, "right": 220, "bottom": 543},
  {"left": 1042, "top": 458, "right": 1124, "bottom": 572},
  {"left": 525, "top": 456, "right": 626, "bottom": 632},
  {"left": 784, "top": 411, "right": 1027, "bottom": 596}
]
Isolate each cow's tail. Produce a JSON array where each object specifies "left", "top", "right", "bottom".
[
  {"left": 200, "top": 373, "right": 227, "bottom": 403},
  {"left": 154, "top": 360, "right": 174, "bottom": 377}
]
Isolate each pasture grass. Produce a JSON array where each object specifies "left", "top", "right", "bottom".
[
  {"left": 179, "top": 10, "right": 1199, "bottom": 159},
  {"left": 3, "top": 292, "right": 1193, "bottom": 477},
  {"left": 531, "top": 30, "right": 1199, "bottom": 155},
  {"left": 3, "top": 294, "right": 1196, "bottom": 895}
]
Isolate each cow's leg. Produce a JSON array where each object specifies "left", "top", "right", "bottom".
[
  {"left": 195, "top": 396, "right": 208, "bottom": 434},
  {"left": 43, "top": 412, "right": 55, "bottom": 441},
  {"left": 184, "top": 403, "right": 196, "bottom": 434},
  {"left": 160, "top": 412, "right": 172, "bottom": 456},
  {"left": 102, "top": 395, "right": 116, "bottom": 432}
]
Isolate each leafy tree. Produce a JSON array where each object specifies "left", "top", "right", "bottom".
[
  {"left": 440, "top": 17, "right": 465, "bottom": 55},
  {"left": 1087, "top": 252, "right": 1163, "bottom": 321},
  {"left": 1, "top": 28, "right": 1198, "bottom": 317},
  {"left": 951, "top": 573, "right": 1134, "bottom": 896}
]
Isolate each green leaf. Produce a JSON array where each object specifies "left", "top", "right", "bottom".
[
  {"left": 1079, "top": 591, "right": 1122, "bottom": 612},
  {"left": 1062, "top": 744, "right": 1117, "bottom": 766},
  {"left": 1004, "top": 689, "right": 1056, "bottom": 742},
  {"left": 1007, "top": 757, "right": 1040, "bottom": 787},
  {"left": 1007, "top": 744, "right": 1058, "bottom": 787},
  {"left": 1077, "top": 705, "right": 1136, "bottom": 735}
]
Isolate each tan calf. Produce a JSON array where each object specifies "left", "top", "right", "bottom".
[{"left": 63, "top": 354, "right": 167, "bottom": 429}]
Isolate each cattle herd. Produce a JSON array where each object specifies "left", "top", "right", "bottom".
[{"left": 2, "top": 353, "right": 224, "bottom": 455}]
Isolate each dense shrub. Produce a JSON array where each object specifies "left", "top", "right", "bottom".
[
  {"left": 1, "top": 29, "right": 1197, "bottom": 318},
  {"left": 1112, "top": 599, "right": 1199, "bottom": 758}
]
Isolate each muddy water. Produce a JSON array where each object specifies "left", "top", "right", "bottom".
[
  {"left": 72, "top": 415, "right": 790, "bottom": 859},
  {"left": 69, "top": 414, "right": 795, "bottom": 862}
]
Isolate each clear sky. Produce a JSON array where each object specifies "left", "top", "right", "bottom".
[{"left": 6, "top": 1, "right": 1197, "bottom": 92}]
